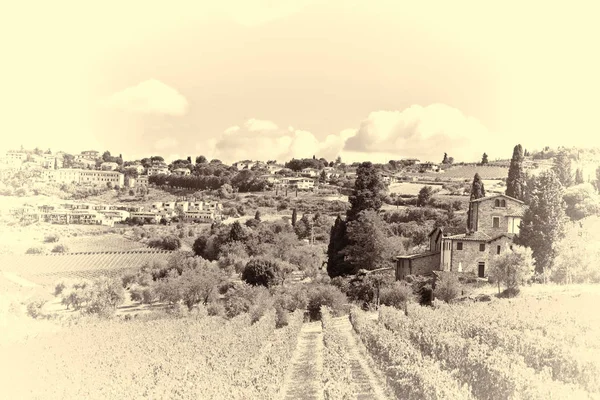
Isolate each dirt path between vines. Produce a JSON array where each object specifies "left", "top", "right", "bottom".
[
  {"left": 280, "top": 317, "right": 390, "bottom": 400},
  {"left": 280, "top": 321, "right": 324, "bottom": 400},
  {"left": 330, "top": 316, "right": 391, "bottom": 400}
]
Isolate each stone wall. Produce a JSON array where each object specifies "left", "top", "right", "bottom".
[
  {"left": 449, "top": 236, "right": 514, "bottom": 276},
  {"left": 475, "top": 197, "right": 526, "bottom": 236}
]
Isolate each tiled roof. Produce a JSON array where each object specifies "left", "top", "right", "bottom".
[
  {"left": 445, "top": 231, "right": 491, "bottom": 241},
  {"left": 470, "top": 194, "right": 525, "bottom": 204},
  {"left": 396, "top": 251, "right": 439, "bottom": 260}
]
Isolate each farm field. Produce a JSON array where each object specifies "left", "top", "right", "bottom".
[
  {"left": 0, "top": 251, "right": 173, "bottom": 286},
  {"left": 0, "top": 310, "right": 304, "bottom": 399},
  {"left": 351, "top": 289, "right": 600, "bottom": 400},
  {"left": 420, "top": 165, "right": 509, "bottom": 179}
]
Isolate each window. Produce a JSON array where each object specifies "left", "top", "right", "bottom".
[
  {"left": 495, "top": 199, "right": 500, "bottom": 207},
  {"left": 478, "top": 262, "right": 485, "bottom": 278},
  {"left": 479, "top": 243, "right": 485, "bottom": 251},
  {"left": 457, "top": 242, "right": 463, "bottom": 250},
  {"left": 493, "top": 217, "right": 500, "bottom": 228},
  {"left": 500, "top": 199, "right": 506, "bottom": 207},
  {"left": 497, "top": 245, "right": 501, "bottom": 254}
]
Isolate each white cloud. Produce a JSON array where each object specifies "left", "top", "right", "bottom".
[
  {"left": 100, "top": 79, "right": 189, "bottom": 116},
  {"left": 343, "top": 104, "right": 500, "bottom": 163},
  {"left": 210, "top": 118, "right": 347, "bottom": 163},
  {"left": 154, "top": 137, "right": 179, "bottom": 150},
  {"left": 244, "top": 118, "right": 279, "bottom": 132}
]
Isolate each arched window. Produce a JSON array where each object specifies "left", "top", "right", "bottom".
[
  {"left": 495, "top": 199, "right": 500, "bottom": 207},
  {"left": 500, "top": 199, "right": 506, "bottom": 207}
]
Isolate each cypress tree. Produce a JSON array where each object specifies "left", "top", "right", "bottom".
[
  {"left": 327, "top": 216, "right": 351, "bottom": 278},
  {"left": 481, "top": 153, "right": 489, "bottom": 164},
  {"left": 467, "top": 173, "right": 486, "bottom": 231},
  {"left": 228, "top": 221, "right": 246, "bottom": 243},
  {"left": 575, "top": 168, "right": 584, "bottom": 185},
  {"left": 291, "top": 208, "right": 297, "bottom": 226},
  {"left": 552, "top": 150, "right": 573, "bottom": 188},
  {"left": 254, "top": 210, "right": 262, "bottom": 221},
  {"left": 346, "top": 162, "right": 386, "bottom": 221},
  {"left": 515, "top": 170, "right": 567, "bottom": 278},
  {"left": 506, "top": 144, "right": 525, "bottom": 201}
]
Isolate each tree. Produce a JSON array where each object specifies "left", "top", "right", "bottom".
[
  {"left": 489, "top": 245, "right": 534, "bottom": 296},
  {"left": 506, "top": 144, "right": 525, "bottom": 201},
  {"left": 228, "top": 221, "right": 247, "bottom": 243},
  {"left": 327, "top": 216, "right": 351, "bottom": 278},
  {"left": 242, "top": 258, "right": 280, "bottom": 287},
  {"left": 553, "top": 150, "right": 573, "bottom": 188},
  {"left": 417, "top": 186, "right": 433, "bottom": 207},
  {"left": 346, "top": 162, "right": 386, "bottom": 221},
  {"left": 467, "top": 173, "right": 486, "bottom": 230},
  {"left": 254, "top": 210, "right": 262, "bottom": 222},
  {"left": 575, "top": 168, "right": 584, "bottom": 185},
  {"left": 563, "top": 183, "right": 600, "bottom": 221},
  {"left": 319, "top": 169, "right": 327, "bottom": 183},
  {"left": 442, "top": 153, "right": 449, "bottom": 164},
  {"left": 291, "top": 208, "right": 298, "bottom": 226},
  {"left": 515, "top": 170, "right": 567, "bottom": 278},
  {"left": 481, "top": 153, "right": 489, "bottom": 164},
  {"left": 102, "top": 151, "right": 112, "bottom": 162},
  {"left": 342, "top": 210, "right": 395, "bottom": 273},
  {"left": 196, "top": 155, "right": 207, "bottom": 164},
  {"left": 552, "top": 216, "right": 600, "bottom": 284}
]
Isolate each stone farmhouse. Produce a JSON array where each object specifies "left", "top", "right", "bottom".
[{"left": 396, "top": 194, "right": 527, "bottom": 280}]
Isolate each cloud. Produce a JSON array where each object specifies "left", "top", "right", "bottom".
[
  {"left": 343, "top": 104, "right": 498, "bottom": 162},
  {"left": 209, "top": 104, "right": 500, "bottom": 165},
  {"left": 154, "top": 137, "right": 179, "bottom": 150},
  {"left": 211, "top": 118, "right": 348, "bottom": 163},
  {"left": 100, "top": 79, "right": 189, "bottom": 116}
]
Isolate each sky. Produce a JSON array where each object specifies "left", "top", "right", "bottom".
[{"left": 1, "top": 0, "right": 599, "bottom": 164}]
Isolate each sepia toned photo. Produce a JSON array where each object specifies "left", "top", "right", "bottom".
[{"left": 1, "top": 1, "right": 599, "bottom": 399}]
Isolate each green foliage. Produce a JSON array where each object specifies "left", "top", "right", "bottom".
[
  {"left": 433, "top": 273, "right": 462, "bottom": 303},
  {"left": 347, "top": 161, "right": 386, "bottom": 221},
  {"left": 552, "top": 150, "right": 574, "bottom": 188},
  {"left": 306, "top": 284, "right": 347, "bottom": 321},
  {"left": 228, "top": 221, "right": 247, "bottom": 243},
  {"left": 242, "top": 258, "right": 281, "bottom": 287},
  {"left": 44, "top": 233, "right": 60, "bottom": 243},
  {"left": 506, "top": 144, "right": 525, "bottom": 201},
  {"left": 148, "top": 235, "right": 181, "bottom": 251},
  {"left": 467, "top": 173, "right": 485, "bottom": 230},
  {"left": 26, "top": 247, "right": 44, "bottom": 254},
  {"left": 343, "top": 210, "right": 396, "bottom": 273},
  {"left": 552, "top": 216, "right": 600, "bottom": 284},
  {"left": 51, "top": 244, "right": 69, "bottom": 253},
  {"left": 416, "top": 186, "right": 434, "bottom": 207},
  {"left": 563, "top": 183, "right": 600, "bottom": 221},
  {"left": 291, "top": 208, "right": 297, "bottom": 226},
  {"left": 489, "top": 245, "right": 535, "bottom": 294},
  {"left": 481, "top": 153, "right": 489, "bottom": 164},
  {"left": 379, "top": 281, "right": 414, "bottom": 308},
  {"left": 327, "top": 216, "right": 351, "bottom": 278},
  {"left": 515, "top": 170, "right": 567, "bottom": 276}
]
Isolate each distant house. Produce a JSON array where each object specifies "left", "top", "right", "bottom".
[
  {"left": 279, "top": 177, "right": 315, "bottom": 190},
  {"left": 396, "top": 194, "right": 527, "bottom": 280},
  {"left": 300, "top": 168, "right": 319, "bottom": 178},
  {"left": 172, "top": 168, "right": 191, "bottom": 176},
  {"left": 148, "top": 165, "right": 169, "bottom": 176},
  {"left": 101, "top": 162, "right": 119, "bottom": 171},
  {"left": 417, "top": 162, "right": 440, "bottom": 172}
]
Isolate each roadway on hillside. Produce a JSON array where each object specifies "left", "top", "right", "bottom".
[{"left": 280, "top": 317, "right": 390, "bottom": 400}]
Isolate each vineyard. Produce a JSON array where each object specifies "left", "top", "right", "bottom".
[
  {"left": 350, "top": 293, "right": 600, "bottom": 400},
  {"left": 0, "top": 310, "right": 304, "bottom": 399},
  {"left": 0, "top": 251, "right": 172, "bottom": 285},
  {"left": 57, "top": 235, "right": 149, "bottom": 253}
]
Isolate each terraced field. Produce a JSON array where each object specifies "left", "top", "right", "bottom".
[{"left": 0, "top": 251, "right": 172, "bottom": 285}]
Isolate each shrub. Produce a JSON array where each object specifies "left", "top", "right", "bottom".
[
  {"left": 148, "top": 236, "right": 181, "bottom": 251},
  {"left": 433, "top": 273, "right": 462, "bottom": 303},
  {"left": 26, "top": 247, "right": 44, "bottom": 254},
  {"left": 379, "top": 281, "right": 414, "bottom": 308},
  {"left": 242, "top": 258, "right": 279, "bottom": 287},
  {"left": 84, "top": 277, "right": 126, "bottom": 316},
  {"left": 275, "top": 305, "right": 289, "bottom": 328},
  {"left": 306, "top": 284, "right": 347, "bottom": 321},
  {"left": 44, "top": 233, "right": 60, "bottom": 243},
  {"left": 54, "top": 281, "right": 67, "bottom": 296},
  {"left": 223, "top": 283, "right": 271, "bottom": 321},
  {"left": 206, "top": 301, "right": 226, "bottom": 317},
  {"left": 51, "top": 244, "right": 69, "bottom": 253},
  {"left": 26, "top": 298, "right": 47, "bottom": 319},
  {"left": 273, "top": 285, "right": 308, "bottom": 312}
]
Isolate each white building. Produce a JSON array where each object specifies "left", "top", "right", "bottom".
[
  {"left": 172, "top": 168, "right": 191, "bottom": 176},
  {"left": 101, "top": 162, "right": 119, "bottom": 171},
  {"left": 148, "top": 165, "right": 169, "bottom": 175},
  {"left": 42, "top": 169, "right": 124, "bottom": 187}
]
